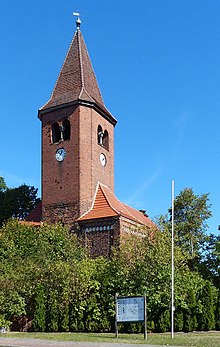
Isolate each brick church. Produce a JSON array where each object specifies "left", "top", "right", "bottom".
[{"left": 26, "top": 16, "right": 154, "bottom": 256}]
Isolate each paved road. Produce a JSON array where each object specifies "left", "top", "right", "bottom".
[{"left": 0, "top": 337, "right": 182, "bottom": 347}]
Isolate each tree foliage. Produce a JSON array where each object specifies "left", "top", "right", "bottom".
[
  {"left": 0, "top": 181, "right": 40, "bottom": 226},
  {"left": 171, "top": 188, "right": 211, "bottom": 256},
  {"left": 0, "top": 177, "right": 7, "bottom": 192},
  {"left": 0, "top": 185, "right": 219, "bottom": 333},
  {"left": 202, "top": 233, "right": 220, "bottom": 286},
  {"left": 158, "top": 188, "right": 212, "bottom": 258},
  {"left": 33, "top": 284, "right": 46, "bottom": 332}
]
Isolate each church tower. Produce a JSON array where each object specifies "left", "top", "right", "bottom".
[
  {"left": 26, "top": 15, "right": 154, "bottom": 257},
  {"left": 38, "top": 18, "right": 117, "bottom": 225}
]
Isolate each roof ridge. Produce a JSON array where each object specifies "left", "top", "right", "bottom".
[
  {"left": 79, "top": 30, "right": 104, "bottom": 105},
  {"left": 99, "top": 183, "right": 136, "bottom": 221},
  {"left": 78, "top": 182, "right": 100, "bottom": 220},
  {"left": 100, "top": 183, "right": 150, "bottom": 225},
  {"left": 52, "top": 30, "right": 79, "bottom": 100},
  {"left": 78, "top": 182, "right": 121, "bottom": 221},
  {"left": 78, "top": 29, "right": 84, "bottom": 92},
  {"left": 99, "top": 183, "right": 121, "bottom": 215},
  {"left": 122, "top": 202, "right": 150, "bottom": 225},
  {"left": 79, "top": 86, "right": 96, "bottom": 103}
]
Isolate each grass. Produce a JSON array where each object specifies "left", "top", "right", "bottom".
[{"left": 1, "top": 331, "right": 220, "bottom": 347}]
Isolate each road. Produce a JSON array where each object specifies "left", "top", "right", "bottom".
[{"left": 0, "top": 337, "right": 182, "bottom": 347}]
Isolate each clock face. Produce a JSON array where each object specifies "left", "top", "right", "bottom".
[
  {"left": 56, "top": 148, "right": 66, "bottom": 162},
  {"left": 100, "top": 153, "right": 106, "bottom": 166}
]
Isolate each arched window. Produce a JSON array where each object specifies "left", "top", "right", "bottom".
[
  {"left": 97, "top": 125, "right": 103, "bottom": 145},
  {"left": 103, "top": 130, "right": 109, "bottom": 151},
  {"left": 63, "top": 119, "right": 71, "bottom": 141},
  {"left": 51, "top": 122, "right": 61, "bottom": 143}
]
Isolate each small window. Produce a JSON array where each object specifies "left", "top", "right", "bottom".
[
  {"left": 52, "top": 122, "right": 61, "bottom": 143},
  {"left": 97, "top": 125, "right": 103, "bottom": 145},
  {"left": 63, "top": 119, "right": 71, "bottom": 141},
  {"left": 103, "top": 130, "right": 109, "bottom": 151}
]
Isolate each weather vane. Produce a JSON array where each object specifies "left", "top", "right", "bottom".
[{"left": 73, "top": 12, "right": 81, "bottom": 30}]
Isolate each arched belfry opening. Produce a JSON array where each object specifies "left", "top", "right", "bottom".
[
  {"left": 51, "top": 120, "right": 71, "bottom": 143},
  {"left": 51, "top": 122, "right": 61, "bottom": 143},
  {"left": 63, "top": 119, "right": 71, "bottom": 141},
  {"left": 103, "top": 130, "right": 109, "bottom": 151},
  {"left": 97, "top": 125, "right": 103, "bottom": 145},
  {"left": 97, "top": 126, "right": 109, "bottom": 151}
]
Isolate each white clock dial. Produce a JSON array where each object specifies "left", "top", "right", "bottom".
[
  {"left": 56, "top": 148, "right": 66, "bottom": 162},
  {"left": 100, "top": 153, "right": 106, "bottom": 166}
]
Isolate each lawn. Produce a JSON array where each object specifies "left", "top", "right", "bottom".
[{"left": 1, "top": 331, "right": 220, "bottom": 347}]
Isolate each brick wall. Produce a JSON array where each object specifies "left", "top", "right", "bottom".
[
  {"left": 41, "top": 103, "right": 114, "bottom": 224},
  {"left": 119, "top": 217, "right": 150, "bottom": 239},
  {"left": 41, "top": 104, "right": 79, "bottom": 223},
  {"left": 78, "top": 106, "right": 114, "bottom": 216},
  {"left": 78, "top": 216, "right": 120, "bottom": 257}
]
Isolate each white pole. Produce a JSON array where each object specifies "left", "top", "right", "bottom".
[{"left": 171, "top": 180, "right": 175, "bottom": 339}]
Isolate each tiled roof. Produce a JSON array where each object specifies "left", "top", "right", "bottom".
[
  {"left": 79, "top": 184, "right": 118, "bottom": 221},
  {"left": 78, "top": 183, "right": 154, "bottom": 228},
  {"left": 25, "top": 201, "right": 42, "bottom": 222},
  {"left": 39, "top": 28, "right": 116, "bottom": 125},
  {"left": 24, "top": 186, "right": 154, "bottom": 228}
]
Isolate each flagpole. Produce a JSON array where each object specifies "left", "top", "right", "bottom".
[{"left": 171, "top": 180, "right": 175, "bottom": 339}]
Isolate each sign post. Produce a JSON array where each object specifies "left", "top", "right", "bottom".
[
  {"left": 115, "top": 295, "right": 147, "bottom": 340},
  {"left": 144, "top": 294, "right": 147, "bottom": 340},
  {"left": 115, "top": 294, "right": 119, "bottom": 338}
]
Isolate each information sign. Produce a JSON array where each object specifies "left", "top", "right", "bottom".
[
  {"left": 115, "top": 295, "right": 147, "bottom": 340},
  {"left": 116, "top": 296, "right": 144, "bottom": 322}
]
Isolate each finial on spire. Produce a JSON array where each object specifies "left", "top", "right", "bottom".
[{"left": 73, "top": 12, "right": 81, "bottom": 30}]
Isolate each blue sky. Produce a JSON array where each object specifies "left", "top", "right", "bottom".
[{"left": 1, "top": 1, "right": 220, "bottom": 234}]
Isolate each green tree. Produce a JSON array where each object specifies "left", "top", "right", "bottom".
[
  {"left": 110, "top": 228, "right": 196, "bottom": 333},
  {"left": 47, "top": 290, "right": 59, "bottom": 332},
  {"left": 158, "top": 188, "right": 212, "bottom": 258},
  {"left": 0, "top": 220, "right": 83, "bottom": 330},
  {"left": 183, "top": 288, "right": 197, "bottom": 332},
  {"left": 33, "top": 284, "right": 46, "bottom": 331},
  {"left": 1, "top": 216, "right": 218, "bottom": 333},
  {"left": 197, "top": 281, "right": 215, "bottom": 331},
  {"left": 59, "top": 283, "right": 70, "bottom": 332},
  {"left": 0, "top": 177, "right": 7, "bottom": 192},
  {"left": 172, "top": 188, "right": 211, "bottom": 257},
  {"left": 215, "top": 290, "right": 220, "bottom": 330},
  {"left": 174, "top": 310, "right": 184, "bottom": 332},
  {"left": 202, "top": 233, "right": 220, "bottom": 286},
  {"left": 0, "top": 182, "right": 40, "bottom": 226}
]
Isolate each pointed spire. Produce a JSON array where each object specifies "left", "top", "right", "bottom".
[
  {"left": 40, "top": 26, "right": 105, "bottom": 110},
  {"left": 39, "top": 19, "right": 116, "bottom": 123}
]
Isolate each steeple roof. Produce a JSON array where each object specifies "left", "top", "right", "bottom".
[{"left": 39, "top": 26, "right": 116, "bottom": 124}]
